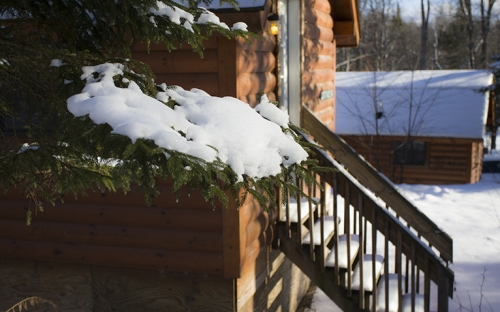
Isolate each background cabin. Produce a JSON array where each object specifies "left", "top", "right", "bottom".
[{"left": 335, "top": 70, "right": 494, "bottom": 185}]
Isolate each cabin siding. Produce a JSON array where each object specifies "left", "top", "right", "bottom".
[
  {"left": 0, "top": 259, "right": 235, "bottom": 312},
  {"left": 302, "top": 0, "right": 336, "bottom": 130},
  {"left": 341, "top": 135, "right": 483, "bottom": 184},
  {"left": 236, "top": 33, "right": 277, "bottom": 107},
  {"left": 0, "top": 181, "right": 226, "bottom": 275}
]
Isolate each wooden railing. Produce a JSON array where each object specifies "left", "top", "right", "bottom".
[
  {"left": 302, "top": 107, "right": 453, "bottom": 264},
  {"left": 277, "top": 129, "right": 454, "bottom": 311}
]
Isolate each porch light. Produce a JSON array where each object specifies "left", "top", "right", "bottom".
[{"left": 267, "top": 14, "right": 279, "bottom": 36}]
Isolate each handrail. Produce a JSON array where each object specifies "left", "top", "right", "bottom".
[
  {"left": 302, "top": 107, "right": 453, "bottom": 263},
  {"left": 279, "top": 130, "right": 454, "bottom": 311}
]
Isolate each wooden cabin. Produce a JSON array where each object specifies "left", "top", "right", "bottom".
[
  {"left": 335, "top": 70, "right": 494, "bottom": 185},
  {"left": 0, "top": 0, "right": 364, "bottom": 311}
]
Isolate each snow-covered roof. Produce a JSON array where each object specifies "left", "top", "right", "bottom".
[{"left": 335, "top": 70, "right": 493, "bottom": 139}]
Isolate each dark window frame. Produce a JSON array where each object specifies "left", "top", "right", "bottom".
[{"left": 393, "top": 140, "right": 427, "bottom": 166}]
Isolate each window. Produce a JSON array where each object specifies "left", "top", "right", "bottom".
[{"left": 393, "top": 141, "right": 427, "bottom": 165}]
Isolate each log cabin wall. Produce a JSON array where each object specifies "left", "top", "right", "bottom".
[
  {"left": 0, "top": 179, "right": 227, "bottom": 275},
  {"left": 0, "top": 178, "right": 286, "bottom": 311},
  {"left": 132, "top": 32, "right": 277, "bottom": 107},
  {"left": 302, "top": 0, "right": 336, "bottom": 130},
  {"left": 132, "top": 36, "right": 237, "bottom": 98},
  {"left": 341, "top": 135, "right": 484, "bottom": 184},
  {"left": 236, "top": 33, "right": 277, "bottom": 107}
]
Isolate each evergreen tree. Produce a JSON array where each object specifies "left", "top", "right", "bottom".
[{"left": 0, "top": 1, "right": 322, "bottom": 222}]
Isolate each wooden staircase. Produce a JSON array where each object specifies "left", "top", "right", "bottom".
[{"left": 275, "top": 108, "right": 454, "bottom": 312}]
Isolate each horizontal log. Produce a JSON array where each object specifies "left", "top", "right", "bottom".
[
  {"left": 304, "top": 23, "right": 334, "bottom": 42},
  {"left": 237, "top": 72, "right": 276, "bottom": 96},
  {"left": 304, "top": 0, "right": 331, "bottom": 14},
  {"left": 155, "top": 73, "right": 218, "bottom": 95},
  {"left": 305, "top": 97, "right": 335, "bottom": 114},
  {"left": 304, "top": 54, "right": 335, "bottom": 70},
  {"left": 310, "top": 107, "right": 334, "bottom": 125},
  {"left": 237, "top": 51, "right": 276, "bottom": 73},
  {"left": 0, "top": 219, "right": 223, "bottom": 253},
  {"left": 0, "top": 200, "right": 222, "bottom": 231},
  {"left": 239, "top": 92, "right": 276, "bottom": 108},
  {"left": 236, "top": 32, "right": 276, "bottom": 52},
  {"left": 303, "top": 38, "right": 335, "bottom": 56},
  {"left": 132, "top": 37, "right": 219, "bottom": 52},
  {"left": 2, "top": 183, "right": 222, "bottom": 210},
  {"left": 430, "top": 152, "right": 468, "bottom": 159},
  {"left": 304, "top": 7, "right": 334, "bottom": 28},
  {"left": 132, "top": 49, "right": 218, "bottom": 74},
  {"left": 303, "top": 69, "right": 334, "bottom": 86},
  {"left": 303, "top": 81, "right": 335, "bottom": 101},
  {"left": 0, "top": 239, "right": 224, "bottom": 274},
  {"left": 430, "top": 145, "right": 468, "bottom": 152}
]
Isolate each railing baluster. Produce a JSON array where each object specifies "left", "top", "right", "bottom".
[
  {"left": 296, "top": 175, "right": 302, "bottom": 244},
  {"left": 384, "top": 220, "right": 389, "bottom": 312},
  {"left": 308, "top": 181, "right": 315, "bottom": 261},
  {"left": 397, "top": 230, "right": 403, "bottom": 312},
  {"left": 320, "top": 175, "right": 326, "bottom": 271},
  {"left": 333, "top": 172, "right": 340, "bottom": 281},
  {"left": 417, "top": 234, "right": 422, "bottom": 294},
  {"left": 345, "top": 183, "right": 352, "bottom": 296},
  {"left": 411, "top": 244, "right": 416, "bottom": 312},
  {"left": 425, "top": 258, "right": 431, "bottom": 312},
  {"left": 358, "top": 192, "right": 365, "bottom": 308},
  {"left": 372, "top": 205, "right": 377, "bottom": 312},
  {"left": 285, "top": 177, "right": 291, "bottom": 239}
]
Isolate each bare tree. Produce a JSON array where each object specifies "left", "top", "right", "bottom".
[
  {"left": 459, "top": 0, "right": 476, "bottom": 68},
  {"left": 479, "top": 0, "right": 497, "bottom": 67},
  {"left": 420, "top": 0, "right": 431, "bottom": 69}
]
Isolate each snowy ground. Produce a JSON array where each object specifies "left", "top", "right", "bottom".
[{"left": 309, "top": 166, "right": 500, "bottom": 311}]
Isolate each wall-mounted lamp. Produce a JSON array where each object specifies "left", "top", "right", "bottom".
[{"left": 267, "top": 14, "right": 279, "bottom": 36}]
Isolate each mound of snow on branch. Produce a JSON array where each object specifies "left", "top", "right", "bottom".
[{"left": 67, "top": 63, "right": 307, "bottom": 180}]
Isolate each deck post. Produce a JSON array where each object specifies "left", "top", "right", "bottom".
[{"left": 437, "top": 266, "right": 450, "bottom": 312}]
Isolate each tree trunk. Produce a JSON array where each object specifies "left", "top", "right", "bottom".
[{"left": 420, "top": 0, "right": 430, "bottom": 70}]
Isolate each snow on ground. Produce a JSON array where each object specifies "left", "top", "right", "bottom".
[{"left": 310, "top": 171, "right": 500, "bottom": 312}]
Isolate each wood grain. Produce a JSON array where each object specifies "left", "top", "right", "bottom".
[
  {"left": 0, "top": 239, "right": 224, "bottom": 274},
  {"left": 0, "top": 259, "right": 93, "bottom": 312},
  {"left": 133, "top": 49, "right": 218, "bottom": 74},
  {"left": 305, "top": 7, "right": 334, "bottom": 28},
  {"left": 237, "top": 51, "right": 275, "bottom": 74},
  {"left": 237, "top": 72, "right": 276, "bottom": 96},
  {"left": 92, "top": 266, "right": 234, "bottom": 312}
]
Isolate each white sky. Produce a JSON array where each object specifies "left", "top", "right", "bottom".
[{"left": 393, "top": 0, "right": 500, "bottom": 22}]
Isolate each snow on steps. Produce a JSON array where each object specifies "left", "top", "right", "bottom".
[
  {"left": 352, "top": 254, "right": 384, "bottom": 292},
  {"left": 402, "top": 294, "right": 425, "bottom": 312},
  {"left": 326, "top": 234, "right": 360, "bottom": 269},
  {"left": 302, "top": 216, "right": 339, "bottom": 245},
  {"left": 279, "top": 197, "right": 318, "bottom": 223},
  {"left": 375, "top": 274, "right": 403, "bottom": 312}
]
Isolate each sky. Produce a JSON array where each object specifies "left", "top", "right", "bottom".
[{"left": 390, "top": 0, "right": 499, "bottom": 21}]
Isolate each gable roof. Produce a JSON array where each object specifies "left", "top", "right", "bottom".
[{"left": 335, "top": 70, "right": 494, "bottom": 139}]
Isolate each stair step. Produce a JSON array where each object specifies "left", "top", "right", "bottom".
[
  {"left": 352, "top": 254, "right": 384, "bottom": 292},
  {"left": 280, "top": 197, "right": 318, "bottom": 223},
  {"left": 302, "top": 216, "right": 339, "bottom": 246},
  {"left": 326, "top": 234, "right": 360, "bottom": 269},
  {"left": 402, "top": 294, "right": 425, "bottom": 312},
  {"left": 375, "top": 274, "right": 405, "bottom": 312}
]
